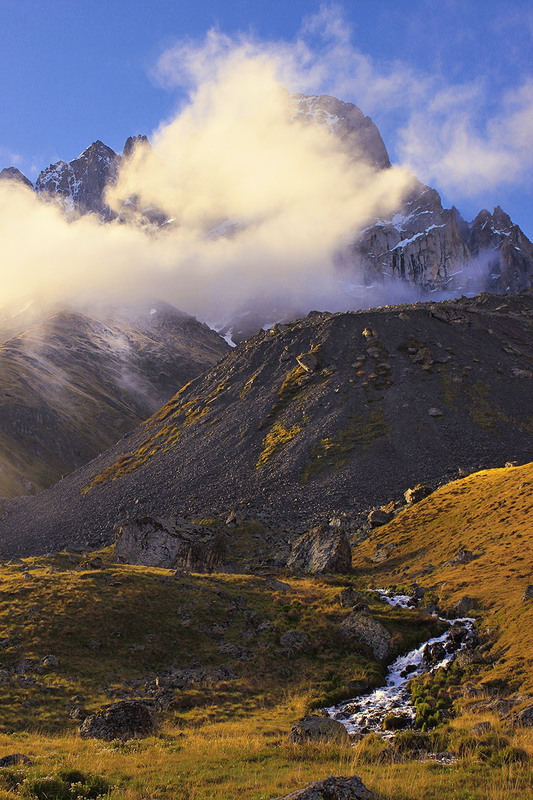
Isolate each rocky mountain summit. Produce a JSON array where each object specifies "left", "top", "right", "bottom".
[
  {"left": 291, "top": 93, "right": 390, "bottom": 169},
  {"left": 1, "top": 289, "right": 532, "bottom": 558},
  {"left": 0, "top": 301, "right": 229, "bottom": 498},
  {"left": 35, "top": 140, "right": 120, "bottom": 218},
  {"left": 2, "top": 94, "right": 532, "bottom": 309}
]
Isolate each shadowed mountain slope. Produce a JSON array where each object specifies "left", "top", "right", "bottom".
[
  {"left": 0, "top": 302, "right": 229, "bottom": 497},
  {"left": 1, "top": 290, "right": 532, "bottom": 557}
]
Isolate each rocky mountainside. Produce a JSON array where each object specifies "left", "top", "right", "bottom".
[
  {"left": 0, "top": 301, "right": 229, "bottom": 498},
  {"left": 354, "top": 183, "right": 533, "bottom": 295},
  {"left": 1, "top": 290, "right": 532, "bottom": 557}
]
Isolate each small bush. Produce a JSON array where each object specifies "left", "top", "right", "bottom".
[{"left": 25, "top": 771, "right": 109, "bottom": 800}]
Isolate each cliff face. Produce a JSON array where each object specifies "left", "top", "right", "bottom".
[{"left": 354, "top": 183, "right": 533, "bottom": 295}]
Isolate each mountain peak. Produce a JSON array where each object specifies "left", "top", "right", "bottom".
[
  {"left": 123, "top": 135, "right": 150, "bottom": 158},
  {"left": 0, "top": 166, "right": 33, "bottom": 188}
]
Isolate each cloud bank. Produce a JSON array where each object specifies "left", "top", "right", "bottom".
[{"left": 0, "top": 29, "right": 414, "bottom": 324}]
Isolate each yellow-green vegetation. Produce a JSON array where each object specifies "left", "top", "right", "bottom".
[
  {"left": 354, "top": 461, "right": 533, "bottom": 693},
  {"left": 257, "top": 422, "right": 302, "bottom": 467},
  {"left": 302, "top": 408, "right": 389, "bottom": 482},
  {"left": 83, "top": 381, "right": 230, "bottom": 492},
  {"left": 0, "top": 542, "right": 531, "bottom": 798}
]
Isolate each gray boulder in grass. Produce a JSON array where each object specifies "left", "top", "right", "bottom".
[
  {"left": 79, "top": 700, "right": 157, "bottom": 740},
  {"left": 269, "top": 774, "right": 374, "bottom": 799},
  {"left": 289, "top": 715, "right": 350, "bottom": 745}
]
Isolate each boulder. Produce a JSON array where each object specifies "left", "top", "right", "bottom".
[
  {"left": 404, "top": 484, "right": 434, "bottom": 504},
  {"left": 367, "top": 508, "right": 393, "bottom": 528},
  {"left": 289, "top": 715, "right": 350, "bottom": 745},
  {"left": 455, "top": 648, "right": 485, "bottom": 668},
  {"left": 79, "top": 700, "right": 157, "bottom": 741},
  {"left": 279, "top": 630, "right": 311, "bottom": 657},
  {"left": 335, "top": 587, "right": 368, "bottom": 609},
  {"left": 114, "top": 516, "right": 226, "bottom": 572},
  {"left": 518, "top": 705, "right": 533, "bottom": 727},
  {"left": 296, "top": 352, "right": 319, "bottom": 373},
  {"left": 472, "top": 721, "right": 492, "bottom": 736},
  {"left": 287, "top": 525, "right": 352, "bottom": 574},
  {"left": 522, "top": 585, "right": 533, "bottom": 602},
  {"left": 0, "top": 753, "right": 32, "bottom": 767},
  {"left": 270, "top": 775, "right": 373, "bottom": 800},
  {"left": 452, "top": 596, "right": 476, "bottom": 617},
  {"left": 452, "top": 549, "right": 475, "bottom": 565},
  {"left": 342, "top": 612, "right": 392, "bottom": 660}
]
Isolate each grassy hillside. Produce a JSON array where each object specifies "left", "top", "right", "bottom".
[
  {"left": 354, "top": 461, "right": 533, "bottom": 694},
  {"left": 0, "top": 531, "right": 532, "bottom": 798}
]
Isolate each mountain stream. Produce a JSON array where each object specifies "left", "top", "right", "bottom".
[{"left": 327, "top": 591, "right": 476, "bottom": 738}]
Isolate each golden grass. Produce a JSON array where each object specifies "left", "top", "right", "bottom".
[{"left": 353, "top": 461, "right": 533, "bottom": 692}]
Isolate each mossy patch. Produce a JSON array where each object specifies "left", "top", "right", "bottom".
[{"left": 302, "top": 407, "right": 389, "bottom": 482}]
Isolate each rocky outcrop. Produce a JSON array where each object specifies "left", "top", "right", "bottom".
[
  {"left": 522, "top": 585, "right": 533, "bottom": 602},
  {"left": 289, "top": 715, "right": 350, "bottom": 745},
  {"left": 79, "top": 700, "right": 157, "bottom": 740},
  {"left": 367, "top": 507, "right": 393, "bottom": 527},
  {"left": 270, "top": 775, "right": 373, "bottom": 800},
  {"left": 354, "top": 184, "right": 533, "bottom": 295},
  {"left": 114, "top": 516, "right": 226, "bottom": 572},
  {"left": 341, "top": 611, "right": 392, "bottom": 660},
  {"left": 286, "top": 525, "right": 352, "bottom": 574}
]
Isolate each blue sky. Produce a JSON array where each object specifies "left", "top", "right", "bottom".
[{"left": 2, "top": 0, "right": 533, "bottom": 237}]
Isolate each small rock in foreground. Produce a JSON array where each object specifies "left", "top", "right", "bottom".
[
  {"left": 0, "top": 754, "right": 32, "bottom": 767},
  {"left": 269, "top": 775, "right": 373, "bottom": 800},
  {"left": 404, "top": 484, "right": 434, "bottom": 504}
]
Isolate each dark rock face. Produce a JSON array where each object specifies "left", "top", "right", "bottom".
[
  {"left": 123, "top": 135, "right": 150, "bottom": 158},
  {"left": 79, "top": 700, "right": 157, "bottom": 740},
  {"left": 115, "top": 516, "right": 226, "bottom": 572},
  {"left": 287, "top": 525, "right": 352, "bottom": 574},
  {"left": 36, "top": 140, "right": 120, "bottom": 217},
  {"left": 354, "top": 184, "right": 533, "bottom": 295},
  {"left": 289, "top": 715, "right": 350, "bottom": 745},
  {"left": 270, "top": 775, "right": 373, "bottom": 800},
  {"left": 0, "top": 167, "right": 33, "bottom": 188}
]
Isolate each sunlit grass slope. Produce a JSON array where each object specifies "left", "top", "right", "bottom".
[{"left": 354, "top": 461, "right": 533, "bottom": 693}]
